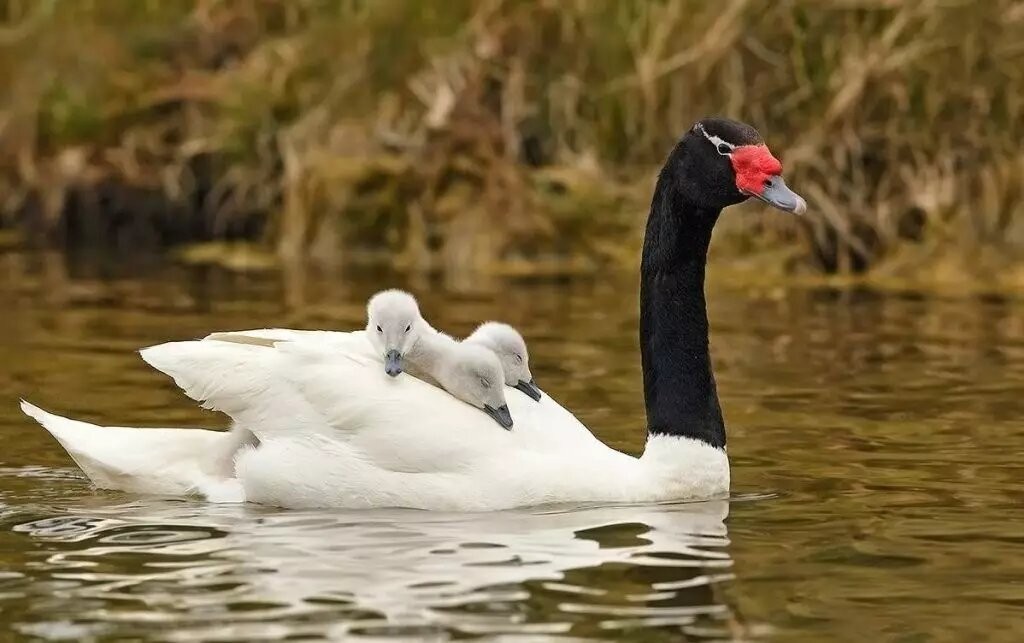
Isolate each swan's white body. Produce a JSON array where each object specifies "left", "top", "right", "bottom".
[{"left": 21, "top": 328, "right": 728, "bottom": 511}]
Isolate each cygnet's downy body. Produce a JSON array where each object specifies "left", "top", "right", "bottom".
[
  {"left": 366, "top": 290, "right": 513, "bottom": 429},
  {"left": 464, "top": 322, "right": 542, "bottom": 402}
]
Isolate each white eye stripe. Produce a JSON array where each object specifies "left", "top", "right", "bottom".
[{"left": 694, "top": 122, "right": 735, "bottom": 156}]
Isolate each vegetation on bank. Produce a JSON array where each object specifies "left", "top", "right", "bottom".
[{"left": 0, "top": 0, "right": 1022, "bottom": 285}]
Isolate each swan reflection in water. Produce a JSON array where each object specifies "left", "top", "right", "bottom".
[{"left": 10, "top": 491, "right": 748, "bottom": 640}]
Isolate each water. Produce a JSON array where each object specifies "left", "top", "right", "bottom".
[{"left": 3, "top": 252, "right": 1023, "bottom": 641}]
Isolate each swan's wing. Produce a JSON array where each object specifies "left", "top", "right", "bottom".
[
  {"left": 140, "top": 335, "right": 502, "bottom": 473},
  {"left": 144, "top": 330, "right": 371, "bottom": 403},
  {"left": 140, "top": 334, "right": 385, "bottom": 440},
  {"left": 203, "top": 328, "right": 360, "bottom": 346},
  {"left": 273, "top": 347, "right": 522, "bottom": 474},
  {"left": 148, "top": 333, "right": 528, "bottom": 472},
  {"left": 141, "top": 332, "right": 615, "bottom": 476},
  {"left": 139, "top": 340, "right": 328, "bottom": 433}
]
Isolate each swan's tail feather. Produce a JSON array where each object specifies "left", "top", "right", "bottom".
[
  {"left": 20, "top": 400, "right": 101, "bottom": 450},
  {"left": 20, "top": 399, "right": 63, "bottom": 430},
  {"left": 20, "top": 400, "right": 241, "bottom": 499},
  {"left": 21, "top": 400, "right": 169, "bottom": 493}
]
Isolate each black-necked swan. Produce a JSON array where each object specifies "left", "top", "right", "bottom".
[
  {"left": 464, "top": 322, "right": 542, "bottom": 401},
  {"left": 20, "top": 117, "right": 806, "bottom": 510}
]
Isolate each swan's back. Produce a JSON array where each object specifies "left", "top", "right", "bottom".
[{"left": 141, "top": 333, "right": 617, "bottom": 478}]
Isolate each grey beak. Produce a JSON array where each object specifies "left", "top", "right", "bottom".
[
  {"left": 748, "top": 175, "right": 807, "bottom": 215},
  {"left": 513, "top": 379, "right": 542, "bottom": 402},
  {"left": 384, "top": 350, "right": 403, "bottom": 377},
  {"left": 483, "top": 404, "right": 513, "bottom": 430}
]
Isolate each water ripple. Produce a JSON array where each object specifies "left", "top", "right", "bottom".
[{"left": 1, "top": 495, "right": 735, "bottom": 640}]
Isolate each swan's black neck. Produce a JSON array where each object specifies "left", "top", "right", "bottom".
[{"left": 639, "top": 166, "right": 726, "bottom": 449}]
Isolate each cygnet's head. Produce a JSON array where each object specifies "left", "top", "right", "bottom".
[
  {"left": 366, "top": 289, "right": 427, "bottom": 377},
  {"left": 439, "top": 343, "right": 513, "bottom": 430},
  {"left": 465, "top": 322, "right": 542, "bottom": 402}
]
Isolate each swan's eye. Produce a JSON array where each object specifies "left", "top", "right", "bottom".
[
  {"left": 717, "top": 143, "right": 732, "bottom": 155},
  {"left": 405, "top": 325, "right": 411, "bottom": 333},
  {"left": 376, "top": 325, "right": 382, "bottom": 333}
]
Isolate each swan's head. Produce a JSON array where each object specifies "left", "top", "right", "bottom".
[
  {"left": 438, "top": 343, "right": 513, "bottom": 430},
  {"left": 366, "top": 289, "right": 427, "bottom": 377},
  {"left": 464, "top": 322, "right": 541, "bottom": 402},
  {"left": 670, "top": 117, "right": 806, "bottom": 215}
]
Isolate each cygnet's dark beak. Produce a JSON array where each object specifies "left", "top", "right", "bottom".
[
  {"left": 513, "top": 379, "right": 542, "bottom": 402},
  {"left": 483, "top": 404, "right": 513, "bottom": 430},
  {"left": 747, "top": 175, "right": 807, "bottom": 215},
  {"left": 384, "top": 350, "right": 403, "bottom": 377}
]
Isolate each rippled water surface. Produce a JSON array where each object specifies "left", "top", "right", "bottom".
[{"left": 3, "top": 253, "right": 1023, "bottom": 641}]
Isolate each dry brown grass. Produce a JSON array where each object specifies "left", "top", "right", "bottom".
[{"left": 0, "top": 0, "right": 1021, "bottom": 284}]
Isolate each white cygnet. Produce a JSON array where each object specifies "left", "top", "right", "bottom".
[
  {"left": 365, "top": 289, "right": 434, "bottom": 377},
  {"left": 464, "top": 322, "right": 542, "bottom": 402},
  {"left": 366, "top": 290, "right": 513, "bottom": 429},
  {"left": 431, "top": 341, "right": 513, "bottom": 429}
]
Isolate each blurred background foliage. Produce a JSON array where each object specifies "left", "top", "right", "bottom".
[{"left": 0, "top": 0, "right": 1022, "bottom": 288}]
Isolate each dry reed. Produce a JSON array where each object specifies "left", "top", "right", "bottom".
[{"left": 0, "top": 0, "right": 1021, "bottom": 283}]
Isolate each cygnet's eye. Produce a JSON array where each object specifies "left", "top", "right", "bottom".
[
  {"left": 376, "top": 325, "right": 383, "bottom": 333},
  {"left": 514, "top": 354, "right": 523, "bottom": 364},
  {"left": 479, "top": 378, "right": 491, "bottom": 389},
  {"left": 405, "top": 325, "right": 411, "bottom": 333}
]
